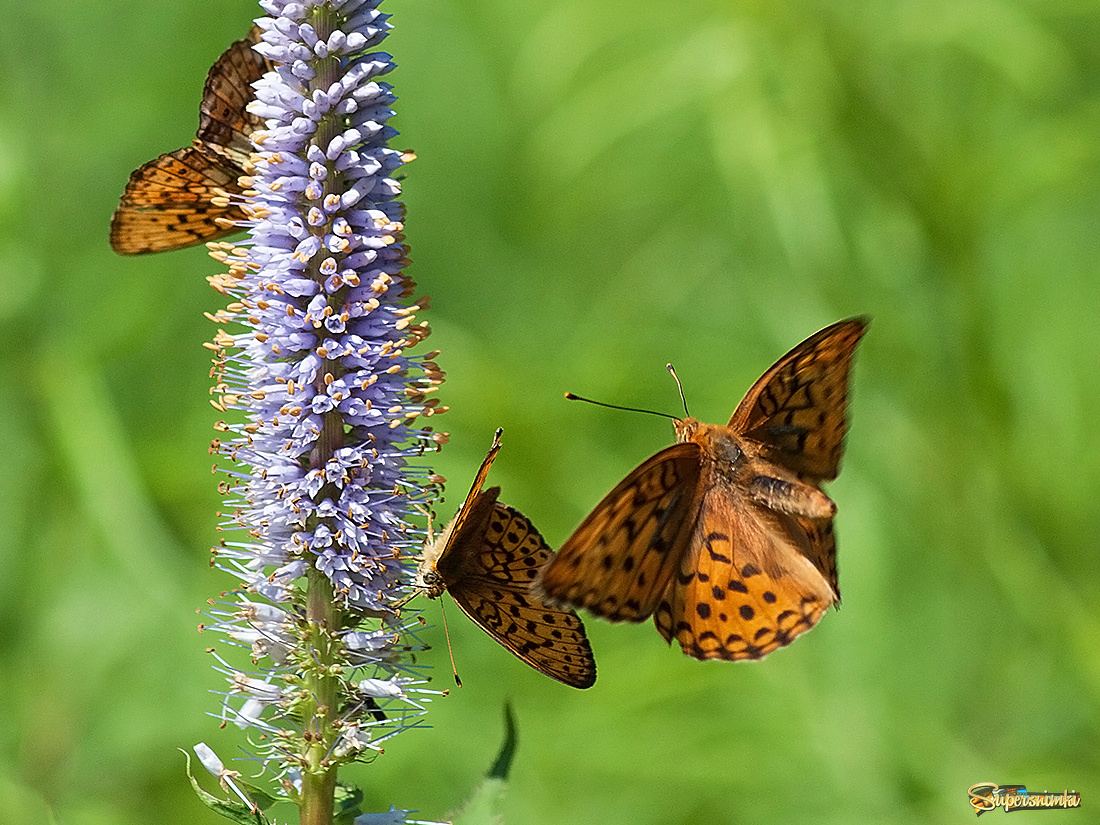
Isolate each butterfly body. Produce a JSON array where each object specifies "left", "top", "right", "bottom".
[
  {"left": 417, "top": 431, "right": 596, "bottom": 688},
  {"left": 416, "top": 483, "right": 505, "bottom": 601},
  {"left": 537, "top": 318, "right": 867, "bottom": 661}
]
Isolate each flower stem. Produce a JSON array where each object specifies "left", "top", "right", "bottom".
[
  {"left": 301, "top": 564, "right": 340, "bottom": 822},
  {"left": 301, "top": 769, "right": 337, "bottom": 825}
]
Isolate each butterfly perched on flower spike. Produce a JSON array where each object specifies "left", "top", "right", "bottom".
[
  {"left": 110, "top": 25, "right": 273, "bottom": 254},
  {"left": 415, "top": 430, "right": 596, "bottom": 688},
  {"left": 536, "top": 318, "right": 867, "bottom": 661}
]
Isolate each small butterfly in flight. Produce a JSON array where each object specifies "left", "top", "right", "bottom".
[
  {"left": 414, "top": 429, "right": 597, "bottom": 688},
  {"left": 110, "top": 25, "right": 273, "bottom": 254},
  {"left": 536, "top": 318, "right": 868, "bottom": 661}
]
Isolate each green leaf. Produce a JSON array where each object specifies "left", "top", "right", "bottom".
[
  {"left": 450, "top": 703, "right": 517, "bottom": 825},
  {"left": 486, "top": 702, "right": 517, "bottom": 781},
  {"left": 181, "top": 749, "right": 277, "bottom": 825},
  {"left": 334, "top": 782, "right": 365, "bottom": 825}
]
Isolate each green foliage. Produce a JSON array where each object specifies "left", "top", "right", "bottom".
[
  {"left": 183, "top": 750, "right": 274, "bottom": 825},
  {"left": 334, "top": 784, "right": 366, "bottom": 825},
  {"left": 450, "top": 704, "right": 517, "bottom": 825},
  {"left": 1, "top": 0, "right": 1097, "bottom": 823},
  {"left": 485, "top": 703, "right": 517, "bottom": 782}
]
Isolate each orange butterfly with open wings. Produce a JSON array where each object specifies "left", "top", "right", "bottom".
[
  {"left": 110, "top": 25, "right": 272, "bottom": 254},
  {"left": 416, "top": 430, "right": 596, "bottom": 688},
  {"left": 536, "top": 318, "right": 867, "bottom": 661}
]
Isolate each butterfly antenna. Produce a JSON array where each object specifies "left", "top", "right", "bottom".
[
  {"left": 564, "top": 392, "right": 678, "bottom": 420},
  {"left": 666, "top": 363, "right": 690, "bottom": 417},
  {"left": 439, "top": 597, "right": 462, "bottom": 687}
]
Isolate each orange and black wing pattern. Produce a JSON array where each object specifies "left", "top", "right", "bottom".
[
  {"left": 110, "top": 26, "right": 273, "bottom": 254},
  {"left": 728, "top": 318, "right": 868, "bottom": 482}
]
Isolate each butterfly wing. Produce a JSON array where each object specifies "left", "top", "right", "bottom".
[
  {"left": 795, "top": 514, "right": 839, "bottom": 599},
  {"left": 654, "top": 480, "right": 837, "bottom": 661},
  {"left": 110, "top": 26, "right": 272, "bottom": 254},
  {"left": 439, "top": 429, "right": 503, "bottom": 551},
  {"left": 727, "top": 318, "right": 868, "bottom": 482},
  {"left": 109, "top": 145, "right": 250, "bottom": 254},
  {"left": 444, "top": 501, "right": 596, "bottom": 689},
  {"left": 417, "top": 429, "right": 502, "bottom": 586},
  {"left": 536, "top": 444, "right": 703, "bottom": 622},
  {"left": 196, "top": 25, "right": 273, "bottom": 163}
]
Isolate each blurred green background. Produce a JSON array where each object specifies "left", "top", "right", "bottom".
[{"left": 1, "top": 0, "right": 1098, "bottom": 822}]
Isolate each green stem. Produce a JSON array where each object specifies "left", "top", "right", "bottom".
[
  {"left": 300, "top": 770, "right": 338, "bottom": 825},
  {"left": 299, "top": 565, "right": 340, "bottom": 825}
]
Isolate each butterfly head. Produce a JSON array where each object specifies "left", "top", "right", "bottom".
[
  {"left": 413, "top": 556, "right": 447, "bottom": 599},
  {"left": 677, "top": 418, "right": 746, "bottom": 465},
  {"left": 415, "top": 512, "right": 457, "bottom": 598}
]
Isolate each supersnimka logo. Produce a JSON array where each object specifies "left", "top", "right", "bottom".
[{"left": 968, "top": 783, "right": 1081, "bottom": 815}]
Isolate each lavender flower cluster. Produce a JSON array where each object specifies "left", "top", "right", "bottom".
[{"left": 200, "top": 0, "right": 447, "bottom": 794}]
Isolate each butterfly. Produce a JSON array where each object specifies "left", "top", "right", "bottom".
[
  {"left": 110, "top": 25, "right": 273, "bottom": 254},
  {"left": 415, "top": 429, "right": 597, "bottom": 688},
  {"left": 536, "top": 318, "right": 868, "bottom": 661}
]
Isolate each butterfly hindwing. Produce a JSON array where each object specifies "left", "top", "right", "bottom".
[
  {"left": 418, "top": 430, "right": 595, "bottom": 688},
  {"left": 655, "top": 481, "right": 836, "bottom": 660},
  {"left": 537, "top": 444, "right": 703, "bottom": 622},
  {"left": 793, "top": 514, "right": 839, "bottom": 598},
  {"left": 728, "top": 318, "right": 867, "bottom": 482}
]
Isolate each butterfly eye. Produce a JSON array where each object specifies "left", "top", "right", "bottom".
[
  {"left": 710, "top": 432, "right": 743, "bottom": 465},
  {"left": 416, "top": 567, "right": 446, "bottom": 597}
]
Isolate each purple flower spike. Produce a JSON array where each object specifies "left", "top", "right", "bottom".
[{"left": 201, "top": 1, "right": 449, "bottom": 817}]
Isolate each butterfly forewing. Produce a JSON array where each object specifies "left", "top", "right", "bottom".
[
  {"left": 728, "top": 318, "right": 867, "bottom": 482},
  {"left": 110, "top": 25, "right": 273, "bottom": 255},
  {"left": 110, "top": 146, "right": 248, "bottom": 254},
  {"left": 196, "top": 26, "right": 271, "bottom": 160},
  {"left": 425, "top": 429, "right": 505, "bottom": 571},
  {"left": 445, "top": 502, "right": 596, "bottom": 689},
  {"left": 537, "top": 444, "right": 703, "bottom": 622}
]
